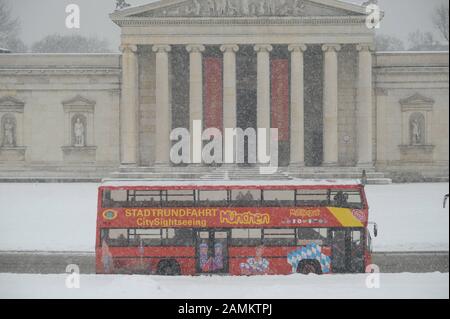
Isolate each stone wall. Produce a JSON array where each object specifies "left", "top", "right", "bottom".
[
  {"left": 0, "top": 51, "right": 448, "bottom": 181},
  {"left": 374, "top": 51, "right": 449, "bottom": 181},
  {"left": 0, "top": 54, "right": 121, "bottom": 179}
]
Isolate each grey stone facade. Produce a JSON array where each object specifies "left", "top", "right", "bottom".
[{"left": 0, "top": 0, "right": 448, "bottom": 182}]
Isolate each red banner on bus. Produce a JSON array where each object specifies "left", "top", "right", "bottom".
[{"left": 99, "top": 206, "right": 367, "bottom": 229}]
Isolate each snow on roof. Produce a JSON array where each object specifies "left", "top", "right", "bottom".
[{"left": 100, "top": 178, "right": 362, "bottom": 188}]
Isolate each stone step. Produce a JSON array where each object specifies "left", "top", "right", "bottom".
[
  {"left": 0, "top": 165, "right": 392, "bottom": 184},
  {"left": 292, "top": 172, "right": 385, "bottom": 179},
  {"left": 424, "top": 176, "right": 449, "bottom": 183},
  {"left": 366, "top": 178, "right": 392, "bottom": 185},
  {"left": 110, "top": 172, "right": 203, "bottom": 179}
]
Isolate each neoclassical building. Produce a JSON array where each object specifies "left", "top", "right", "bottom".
[{"left": 0, "top": 0, "right": 448, "bottom": 183}]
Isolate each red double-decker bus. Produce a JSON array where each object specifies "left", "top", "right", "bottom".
[{"left": 96, "top": 179, "right": 377, "bottom": 275}]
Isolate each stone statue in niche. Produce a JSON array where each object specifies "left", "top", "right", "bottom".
[
  {"left": 2, "top": 117, "right": 15, "bottom": 147},
  {"left": 411, "top": 118, "right": 422, "bottom": 145},
  {"left": 409, "top": 113, "right": 426, "bottom": 146},
  {"left": 74, "top": 117, "right": 85, "bottom": 147}
]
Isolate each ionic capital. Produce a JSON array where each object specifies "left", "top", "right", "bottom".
[
  {"left": 322, "top": 44, "right": 342, "bottom": 53},
  {"left": 152, "top": 44, "right": 172, "bottom": 53},
  {"left": 119, "top": 44, "right": 138, "bottom": 54},
  {"left": 254, "top": 44, "right": 273, "bottom": 53},
  {"left": 356, "top": 43, "right": 375, "bottom": 52},
  {"left": 186, "top": 44, "right": 205, "bottom": 53},
  {"left": 220, "top": 44, "right": 239, "bottom": 53},
  {"left": 288, "top": 44, "right": 308, "bottom": 53}
]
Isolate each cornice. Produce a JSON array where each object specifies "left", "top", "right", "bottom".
[
  {"left": 0, "top": 69, "right": 121, "bottom": 76},
  {"left": 113, "top": 15, "right": 367, "bottom": 27}
]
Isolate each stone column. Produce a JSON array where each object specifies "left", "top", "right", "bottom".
[
  {"left": 322, "top": 44, "right": 341, "bottom": 166},
  {"left": 220, "top": 44, "right": 239, "bottom": 131},
  {"left": 186, "top": 44, "right": 205, "bottom": 164},
  {"left": 288, "top": 44, "right": 307, "bottom": 167},
  {"left": 254, "top": 44, "right": 273, "bottom": 152},
  {"left": 356, "top": 44, "right": 374, "bottom": 166},
  {"left": 186, "top": 45, "right": 205, "bottom": 128},
  {"left": 119, "top": 44, "right": 138, "bottom": 166},
  {"left": 152, "top": 44, "right": 172, "bottom": 165}
]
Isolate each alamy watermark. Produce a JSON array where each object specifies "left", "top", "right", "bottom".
[
  {"left": 65, "top": 264, "right": 80, "bottom": 289},
  {"left": 170, "top": 120, "right": 279, "bottom": 175},
  {"left": 365, "top": 2, "right": 381, "bottom": 29},
  {"left": 65, "top": 4, "right": 80, "bottom": 29},
  {"left": 365, "top": 264, "right": 381, "bottom": 289}
]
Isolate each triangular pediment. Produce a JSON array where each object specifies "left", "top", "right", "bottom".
[
  {"left": 62, "top": 95, "right": 96, "bottom": 107},
  {"left": 112, "top": 0, "right": 366, "bottom": 19},
  {"left": 0, "top": 96, "right": 24, "bottom": 107},
  {"left": 400, "top": 93, "right": 435, "bottom": 106}
]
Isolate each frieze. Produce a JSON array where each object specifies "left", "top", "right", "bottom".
[{"left": 131, "top": 0, "right": 360, "bottom": 18}]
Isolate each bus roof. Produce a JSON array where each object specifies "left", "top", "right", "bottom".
[{"left": 100, "top": 178, "right": 363, "bottom": 189}]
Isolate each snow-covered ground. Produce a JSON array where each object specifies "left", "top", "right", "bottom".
[
  {"left": 366, "top": 183, "right": 449, "bottom": 252},
  {"left": 0, "top": 272, "right": 447, "bottom": 299},
  {"left": 0, "top": 183, "right": 448, "bottom": 252}
]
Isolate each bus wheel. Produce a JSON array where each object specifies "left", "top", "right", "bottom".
[
  {"left": 157, "top": 260, "right": 181, "bottom": 276},
  {"left": 297, "top": 260, "right": 322, "bottom": 275}
]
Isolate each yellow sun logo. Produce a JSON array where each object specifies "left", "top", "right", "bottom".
[{"left": 103, "top": 210, "right": 118, "bottom": 220}]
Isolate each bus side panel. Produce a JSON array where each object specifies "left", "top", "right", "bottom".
[
  {"left": 104, "top": 247, "right": 195, "bottom": 275},
  {"left": 229, "top": 246, "right": 333, "bottom": 275},
  {"left": 95, "top": 250, "right": 102, "bottom": 274},
  {"left": 229, "top": 257, "right": 293, "bottom": 275},
  {"left": 178, "top": 258, "right": 196, "bottom": 276},
  {"left": 364, "top": 251, "right": 372, "bottom": 271}
]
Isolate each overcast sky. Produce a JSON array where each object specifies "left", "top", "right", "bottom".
[{"left": 6, "top": 0, "right": 447, "bottom": 51}]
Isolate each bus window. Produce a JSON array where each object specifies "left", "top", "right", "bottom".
[
  {"left": 263, "top": 190, "right": 295, "bottom": 207},
  {"left": 164, "top": 190, "right": 195, "bottom": 207},
  {"left": 231, "top": 189, "right": 261, "bottom": 207},
  {"left": 106, "top": 189, "right": 127, "bottom": 207},
  {"left": 263, "top": 229, "right": 296, "bottom": 246},
  {"left": 231, "top": 229, "right": 262, "bottom": 246},
  {"left": 197, "top": 190, "right": 229, "bottom": 207},
  {"left": 329, "top": 190, "right": 363, "bottom": 209},
  {"left": 102, "top": 190, "right": 112, "bottom": 207},
  {"left": 129, "top": 190, "right": 161, "bottom": 207},
  {"left": 168, "top": 229, "right": 194, "bottom": 246},
  {"left": 297, "top": 228, "right": 328, "bottom": 246},
  {"left": 295, "top": 189, "right": 328, "bottom": 207},
  {"left": 351, "top": 230, "right": 364, "bottom": 272},
  {"left": 129, "top": 229, "right": 165, "bottom": 246},
  {"left": 102, "top": 189, "right": 162, "bottom": 208},
  {"left": 103, "top": 229, "right": 128, "bottom": 247}
]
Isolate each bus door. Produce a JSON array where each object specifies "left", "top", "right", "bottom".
[
  {"left": 196, "top": 230, "right": 230, "bottom": 274},
  {"left": 330, "top": 229, "right": 365, "bottom": 273}
]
